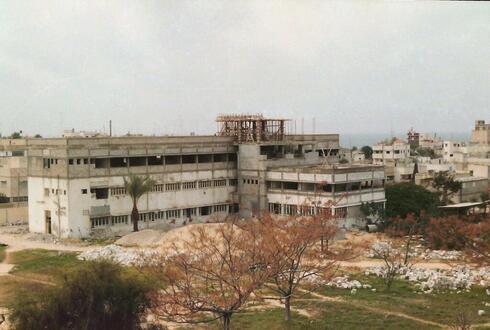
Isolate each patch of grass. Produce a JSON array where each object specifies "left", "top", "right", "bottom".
[
  {"left": 0, "top": 244, "right": 7, "bottom": 262},
  {"left": 202, "top": 303, "right": 433, "bottom": 330},
  {"left": 9, "top": 249, "right": 83, "bottom": 280},
  {"left": 0, "top": 276, "right": 51, "bottom": 307},
  {"left": 317, "top": 273, "right": 490, "bottom": 326}
]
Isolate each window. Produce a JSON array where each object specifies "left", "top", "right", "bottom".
[
  {"left": 68, "top": 159, "right": 74, "bottom": 165},
  {"left": 213, "top": 179, "right": 227, "bottom": 187},
  {"left": 110, "top": 187, "right": 126, "bottom": 196},
  {"left": 228, "top": 179, "right": 238, "bottom": 186},
  {"left": 182, "top": 181, "right": 196, "bottom": 190},
  {"left": 284, "top": 204, "right": 298, "bottom": 215},
  {"left": 44, "top": 188, "right": 50, "bottom": 196},
  {"left": 43, "top": 158, "right": 51, "bottom": 168},
  {"left": 166, "top": 209, "right": 180, "bottom": 219},
  {"left": 152, "top": 184, "right": 164, "bottom": 192},
  {"left": 229, "top": 203, "right": 239, "bottom": 213},
  {"left": 165, "top": 183, "right": 180, "bottom": 191},
  {"left": 91, "top": 187, "right": 109, "bottom": 199},
  {"left": 112, "top": 215, "right": 128, "bottom": 225},
  {"left": 91, "top": 216, "right": 110, "bottom": 228},
  {"left": 81, "top": 189, "right": 87, "bottom": 194},
  {"left": 183, "top": 208, "right": 196, "bottom": 217},
  {"left": 76, "top": 159, "right": 81, "bottom": 165},
  {"left": 139, "top": 212, "right": 154, "bottom": 222},
  {"left": 11, "top": 196, "right": 28, "bottom": 202},
  {"left": 213, "top": 154, "right": 227, "bottom": 162},
  {"left": 200, "top": 206, "right": 212, "bottom": 216},
  {"left": 83, "top": 158, "right": 88, "bottom": 164},
  {"left": 283, "top": 182, "right": 298, "bottom": 190},
  {"left": 199, "top": 180, "right": 212, "bottom": 188},
  {"left": 268, "top": 203, "right": 281, "bottom": 214},
  {"left": 334, "top": 207, "right": 347, "bottom": 218},
  {"left": 155, "top": 211, "right": 165, "bottom": 220},
  {"left": 181, "top": 155, "right": 196, "bottom": 164},
  {"left": 214, "top": 204, "right": 228, "bottom": 213}
]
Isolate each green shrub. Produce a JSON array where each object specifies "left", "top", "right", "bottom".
[{"left": 9, "top": 260, "right": 152, "bottom": 330}]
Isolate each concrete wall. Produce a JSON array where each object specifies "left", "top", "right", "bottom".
[{"left": 0, "top": 202, "right": 28, "bottom": 225}]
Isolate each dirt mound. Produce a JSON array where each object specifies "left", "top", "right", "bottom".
[
  {"left": 115, "top": 229, "right": 165, "bottom": 247},
  {"left": 115, "top": 223, "right": 229, "bottom": 250}
]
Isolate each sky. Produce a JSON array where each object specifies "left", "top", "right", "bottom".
[{"left": 0, "top": 1, "right": 489, "bottom": 138}]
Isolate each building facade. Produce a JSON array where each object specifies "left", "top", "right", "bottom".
[{"left": 26, "top": 115, "right": 386, "bottom": 238}]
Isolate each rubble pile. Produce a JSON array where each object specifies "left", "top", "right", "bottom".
[
  {"left": 365, "top": 265, "right": 490, "bottom": 292},
  {"left": 326, "top": 276, "right": 369, "bottom": 290},
  {"left": 78, "top": 244, "right": 160, "bottom": 266},
  {"left": 366, "top": 242, "right": 462, "bottom": 261}
]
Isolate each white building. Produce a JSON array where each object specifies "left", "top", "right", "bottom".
[
  {"left": 27, "top": 115, "right": 386, "bottom": 238},
  {"left": 266, "top": 164, "right": 385, "bottom": 228},
  {"left": 372, "top": 139, "right": 410, "bottom": 166}
]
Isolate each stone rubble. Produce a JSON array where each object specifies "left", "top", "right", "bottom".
[
  {"left": 365, "top": 265, "right": 490, "bottom": 292},
  {"left": 366, "top": 242, "right": 462, "bottom": 261},
  {"left": 78, "top": 244, "right": 161, "bottom": 266}
]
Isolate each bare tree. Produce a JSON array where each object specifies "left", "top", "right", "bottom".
[
  {"left": 257, "top": 213, "right": 349, "bottom": 321},
  {"left": 370, "top": 215, "right": 418, "bottom": 290},
  {"left": 147, "top": 219, "right": 278, "bottom": 330}
]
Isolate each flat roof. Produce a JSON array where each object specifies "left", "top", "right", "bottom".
[
  {"left": 268, "top": 164, "right": 384, "bottom": 174},
  {"left": 438, "top": 201, "right": 488, "bottom": 209}
]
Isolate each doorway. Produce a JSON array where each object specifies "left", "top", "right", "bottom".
[{"left": 45, "top": 210, "right": 52, "bottom": 234}]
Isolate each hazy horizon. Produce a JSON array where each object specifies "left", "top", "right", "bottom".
[{"left": 1, "top": 1, "right": 489, "bottom": 137}]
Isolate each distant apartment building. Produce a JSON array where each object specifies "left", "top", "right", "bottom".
[
  {"left": 27, "top": 115, "right": 385, "bottom": 238},
  {"left": 453, "top": 175, "right": 488, "bottom": 203},
  {"left": 372, "top": 139, "right": 410, "bottom": 166},
  {"left": 0, "top": 140, "right": 30, "bottom": 225},
  {"left": 471, "top": 120, "right": 490, "bottom": 145}
]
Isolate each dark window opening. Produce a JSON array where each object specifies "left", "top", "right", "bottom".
[
  {"left": 81, "top": 189, "right": 87, "bottom": 194},
  {"left": 198, "top": 154, "right": 213, "bottom": 163},
  {"left": 165, "top": 155, "right": 180, "bottom": 165},
  {"left": 182, "top": 155, "right": 196, "bottom": 164},
  {"left": 213, "top": 153, "right": 227, "bottom": 162},
  {"left": 110, "top": 157, "right": 127, "bottom": 168},
  {"left": 148, "top": 156, "right": 163, "bottom": 166},
  {"left": 94, "top": 158, "right": 109, "bottom": 169},
  {"left": 283, "top": 182, "right": 299, "bottom": 190},
  {"left": 129, "top": 157, "right": 146, "bottom": 167},
  {"left": 228, "top": 153, "right": 237, "bottom": 162},
  {"left": 68, "top": 159, "right": 74, "bottom": 165},
  {"left": 91, "top": 187, "right": 109, "bottom": 199},
  {"left": 200, "top": 206, "right": 212, "bottom": 216}
]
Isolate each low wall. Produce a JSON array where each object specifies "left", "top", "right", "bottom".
[{"left": 0, "top": 202, "right": 28, "bottom": 225}]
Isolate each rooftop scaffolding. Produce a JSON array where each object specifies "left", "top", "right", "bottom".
[{"left": 216, "top": 114, "right": 289, "bottom": 143}]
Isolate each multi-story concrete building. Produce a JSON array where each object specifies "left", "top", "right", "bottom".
[
  {"left": 265, "top": 164, "right": 385, "bottom": 228},
  {"left": 471, "top": 120, "right": 490, "bottom": 145},
  {"left": 0, "top": 140, "right": 30, "bottom": 225},
  {"left": 372, "top": 139, "right": 410, "bottom": 166},
  {"left": 26, "top": 115, "right": 385, "bottom": 238}
]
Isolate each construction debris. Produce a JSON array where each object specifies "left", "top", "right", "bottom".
[{"left": 78, "top": 244, "right": 160, "bottom": 266}]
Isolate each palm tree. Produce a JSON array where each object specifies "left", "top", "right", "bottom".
[{"left": 123, "top": 174, "right": 155, "bottom": 232}]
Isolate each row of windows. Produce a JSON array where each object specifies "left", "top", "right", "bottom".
[
  {"left": 243, "top": 178, "right": 259, "bottom": 185},
  {"left": 58, "top": 153, "right": 238, "bottom": 169},
  {"left": 44, "top": 188, "right": 66, "bottom": 196},
  {"left": 90, "top": 204, "right": 239, "bottom": 228},
  {"left": 266, "top": 180, "right": 385, "bottom": 192},
  {"left": 10, "top": 196, "right": 28, "bottom": 202},
  {"left": 88, "top": 179, "right": 236, "bottom": 199},
  {"left": 268, "top": 203, "right": 347, "bottom": 218}
]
